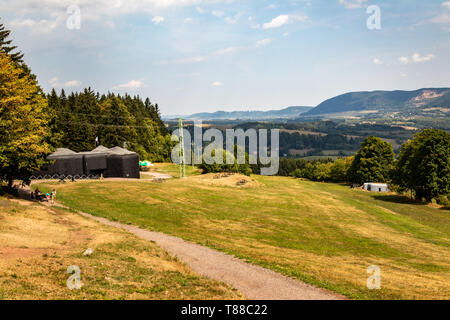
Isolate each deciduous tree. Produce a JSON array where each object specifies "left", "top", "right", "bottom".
[
  {"left": 394, "top": 129, "right": 450, "bottom": 202},
  {"left": 347, "top": 136, "right": 394, "bottom": 184},
  {"left": 0, "top": 52, "right": 50, "bottom": 187}
]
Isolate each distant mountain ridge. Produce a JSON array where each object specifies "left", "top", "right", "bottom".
[
  {"left": 304, "top": 88, "right": 450, "bottom": 117},
  {"left": 165, "top": 106, "right": 313, "bottom": 120},
  {"left": 164, "top": 88, "right": 450, "bottom": 121}
]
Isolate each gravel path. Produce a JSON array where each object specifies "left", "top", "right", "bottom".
[
  {"left": 76, "top": 210, "right": 343, "bottom": 300},
  {"left": 140, "top": 172, "right": 173, "bottom": 180}
]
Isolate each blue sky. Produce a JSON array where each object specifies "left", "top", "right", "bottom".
[{"left": 1, "top": 0, "right": 449, "bottom": 115}]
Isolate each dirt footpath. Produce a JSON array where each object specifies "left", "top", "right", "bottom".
[
  {"left": 76, "top": 210, "right": 343, "bottom": 300},
  {"left": 140, "top": 172, "right": 173, "bottom": 180}
]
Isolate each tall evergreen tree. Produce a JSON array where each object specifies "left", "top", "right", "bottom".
[
  {"left": 0, "top": 18, "right": 24, "bottom": 64},
  {"left": 68, "top": 88, "right": 99, "bottom": 151},
  {"left": 57, "top": 89, "right": 71, "bottom": 147},
  {"left": 45, "top": 88, "right": 63, "bottom": 147},
  {"left": 101, "top": 97, "right": 137, "bottom": 149},
  {"left": 145, "top": 98, "right": 168, "bottom": 136},
  {"left": 0, "top": 19, "right": 38, "bottom": 83}
]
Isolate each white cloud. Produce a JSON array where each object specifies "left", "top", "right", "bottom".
[
  {"left": 431, "top": 13, "right": 450, "bottom": 24},
  {"left": 212, "top": 10, "right": 225, "bottom": 17},
  {"left": 431, "top": 3, "right": 450, "bottom": 24},
  {"left": 373, "top": 58, "right": 383, "bottom": 65},
  {"left": 248, "top": 17, "right": 260, "bottom": 29},
  {"left": 112, "top": 80, "right": 143, "bottom": 90},
  {"left": 398, "top": 56, "right": 409, "bottom": 64},
  {"left": 196, "top": 6, "right": 207, "bottom": 14},
  {"left": 157, "top": 55, "right": 207, "bottom": 65},
  {"left": 2, "top": 0, "right": 234, "bottom": 13},
  {"left": 184, "top": 17, "right": 193, "bottom": 23},
  {"left": 64, "top": 80, "right": 82, "bottom": 87},
  {"left": 411, "top": 53, "right": 435, "bottom": 63},
  {"left": 263, "top": 15, "right": 290, "bottom": 29},
  {"left": 0, "top": 0, "right": 234, "bottom": 28},
  {"left": 152, "top": 16, "right": 165, "bottom": 24},
  {"left": 262, "top": 14, "right": 308, "bottom": 29},
  {"left": 338, "top": 0, "right": 368, "bottom": 9},
  {"left": 48, "top": 77, "right": 81, "bottom": 87},
  {"left": 211, "top": 81, "right": 223, "bottom": 87},
  {"left": 398, "top": 53, "right": 435, "bottom": 64},
  {"left": 224, "top": 13, "right": 242, "bottom": 24},
  {"left": 9, "top": 18, "right": 59, "bottom": 34},
  {"left": 176, "top": 56, "right": 206, "bottom": 64},
  {"left": 255, "top": 38, "right": 275, "bottom": 48},
  {"left": 225, "top": 17, "right": 237, "bottom": 24},
  {"left": 215, "top": 47, "right": 237, "bottom": 55},
  {"left": 266, "top": 4, "right": 279, "bottom": 9}
]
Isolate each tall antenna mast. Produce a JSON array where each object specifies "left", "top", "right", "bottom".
[{"left": 178, "top": 118, "right": 186, "bottom": 178}]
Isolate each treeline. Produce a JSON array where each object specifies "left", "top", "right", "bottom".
[
  {"left": 279, "top": 131, "right": 449, "bottom": 204},
  {"left": 236, "top": 120, "right": 413, "bottom": 153},
  {"left": 277, "top": 158, "right": 352, "bottom": 183},
  {"left": 279, "top": 132, "right": 362, "bottom": 156},
  {"left": 236, "top": 120, "right": 411, "bottom": 138},
  {"left": 47, "top": 89, "right": 172, "bottom": 161}
]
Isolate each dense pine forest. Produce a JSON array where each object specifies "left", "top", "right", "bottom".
[{"left": 46, "top": 89, "right": 172, "bottom": 161}]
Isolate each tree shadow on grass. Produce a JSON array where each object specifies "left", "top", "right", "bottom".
[
  {"left": 373, "top": 194, "right": 450, "bottom": 211},
  {"left": 372, "top": 194, "right": 423, "bottom": 206}
]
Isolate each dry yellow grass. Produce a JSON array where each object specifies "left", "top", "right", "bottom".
[
  {"left": 189, "top": 173, "right": 262, "bottom": 188},
  {"left": 0, "top": 197, "right": 243, "bottom": 300}
]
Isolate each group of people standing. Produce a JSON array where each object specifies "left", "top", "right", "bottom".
[{"left": 32, "top": 188, "right": 56, "bottom": 204}]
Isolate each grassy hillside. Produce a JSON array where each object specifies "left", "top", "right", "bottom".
[
  {"left": 36, "top": 171, "right": 450, "bottom": 300},
  {"left": 0, "top": 197, "right": 242, "bottom": 300},
  {"left": 146, "top": 163, "right": 203, "bottom": 178}
]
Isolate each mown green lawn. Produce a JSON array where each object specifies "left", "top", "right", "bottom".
[
  {"left": 37, "top": 172, "right": 450, "bottom": 300},
  {"left": 146, "top": 163, "right": 202, "bottom": 178}
]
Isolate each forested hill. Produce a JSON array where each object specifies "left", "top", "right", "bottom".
[
  {"left": 168, "top": 106, "right": 313, "bottom": 120},
  {"left": 304, "top": 88, "right": 450, "bottom": 116},
  {"left": 47, "top": 88, "right": 173, "bottom": 162}
]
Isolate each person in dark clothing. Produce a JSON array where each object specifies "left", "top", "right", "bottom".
[{"left": 34, "top": 188, "right": 41, "bottom": 201}]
